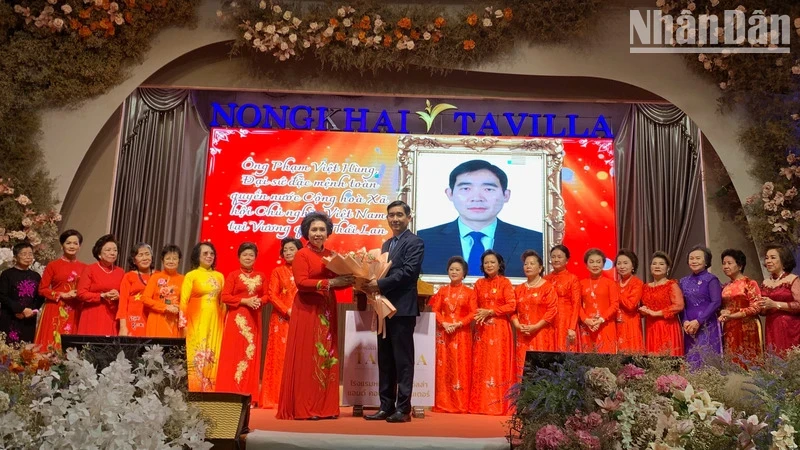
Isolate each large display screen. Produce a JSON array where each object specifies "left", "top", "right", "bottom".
[{"left": 200, "top": 129, "right": 617, "bottom": 285}]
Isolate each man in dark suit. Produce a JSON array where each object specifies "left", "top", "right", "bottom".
[
  {"left": 363, "top": 200, "right": 424, "bottom": 423},
  {"left": 417, "top": 159, "right": 542, "bottom": 277}
]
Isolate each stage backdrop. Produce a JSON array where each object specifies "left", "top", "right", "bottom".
[{"left": 200, "top": 129, "right": 617, "bottom": 284}]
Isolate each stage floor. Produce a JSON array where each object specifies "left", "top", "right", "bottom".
[{"left": 245, "top": 407, "right": 511, "bottom": 450}]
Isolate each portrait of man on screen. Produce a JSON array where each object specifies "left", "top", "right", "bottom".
[{"left": 416, "top": 159, "right": 543, "bottom": 278}]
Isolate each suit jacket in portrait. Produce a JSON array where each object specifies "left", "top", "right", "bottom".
[
  {"left": 417, "top": 219, "right": 543, "bottom": 278},
  {"left": 377, "top": 230, "right": 425, "bottom": 317}
]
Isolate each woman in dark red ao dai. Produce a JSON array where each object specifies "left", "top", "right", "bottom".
[{"left": 759, "top": 245, "right": 800, "bottom": 356}]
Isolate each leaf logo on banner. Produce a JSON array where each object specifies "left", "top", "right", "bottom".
[{"left": 416, "top": 99, "right": 457, "bottom": 133}]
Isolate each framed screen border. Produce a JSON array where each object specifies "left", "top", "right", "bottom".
[{"left": 396, "top": 135, "right": 565, "bottom": 285}]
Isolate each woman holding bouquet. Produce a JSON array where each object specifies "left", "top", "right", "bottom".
[
  {"left": 117, "top": 243, "right": 154, "bottom": 337},
  {"left": 277, "top": 212, "right": 354, "bottom": 420},
  {"left": 141, "top": 245, "right": 183, "bottom": 338},
  {"left": 181, "top": 242, "right": 225, "bottom": 392},
  {"left": 429, "top": 256, "right": 476, "bottom": 413},
  {"left": 217, "top": 242, "right": 265, "bottom": 403},
  {"left": 469, "top": 250, "right": 516, "bottom": 416},
  {"left": 512, "top": 250, "right": 557, "bottom": 376},
  {"left": 35, "top": 229, "right": 86, "bottom": 350},
  {"left": 260, "top": 237, "right": 302, "bottom": 409}
]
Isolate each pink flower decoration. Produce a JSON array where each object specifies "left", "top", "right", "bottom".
[
  {"left": 655, "top": 374, "right": 688, "bottom": 394},
  {"left": 535, "top": 425, "right": 567, "bottom": 450},
  {"left": 618, "top": 363, "right": 646, "bottom": 380},
  {"left": 575, "top": 430, "right": 600, "bottom": 450}
]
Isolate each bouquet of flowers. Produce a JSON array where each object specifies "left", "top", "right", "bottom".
[{"left": 323, "top": 248, "right": 395, "bottom": 337}]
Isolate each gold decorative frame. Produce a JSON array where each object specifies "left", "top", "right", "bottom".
[{"left": 396, "top": 135, "right": 565, "bottom": 284}]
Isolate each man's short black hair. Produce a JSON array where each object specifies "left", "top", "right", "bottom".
[
  {"left": 449, "top": 160, "right": 508, "bottom": 192},
  {"left": 387, "top": 200, "right": 411, "bottom": 215}
]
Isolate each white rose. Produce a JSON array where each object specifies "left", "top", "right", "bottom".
[
  {"left": 252, "top": 38, "right": 262, "bottom": 46},
  {"left": 272, "top": 5, "right": 281, "bottom": 13},
  {"left": 280, "top": 42, "right": 288, "bottom": 50},
  {"left": 343, "top": 18, "right": 352, "bottom": 27},
  {"left": 265, "top": 24, "right": 276, "bottom": 34},
  {"left": 303, "top": 40, "right": 311, "bottom": 48},
  {"left": 483, "top": 18, "right": 492, "bottom": 27},
  {"left": 279, "top": 26, "right": 289, "bottom": 34},
  {"left": 61, "top": 4, "right": 72, "bottom": 14},
  {"left": 283, "top": 11, "right": 291, "bottom": 20},
  {"left": 406, "top": 40, "right": 415, "bottom": 50},
  {"left": 495, "top": 9, "right": 503, "bottom": 18},
  {"left": 244, "top": 31, "right": 253, "bottom": 40},
  {"left": 289, "top": 33, "right": 297, "bottom": 43},
  {"left": 323, "top": 26, "right": 334, "bottom": 37},
  {"left": 337, "top": 7, "right": 346, "bottom": 17},
  {"left": 259, "top": 0, "right": 266, "bottom": 9},
  {"left": 255, "top": 21, "right": 264, "bottom": 31},
  {"left": 423, "top": 31, "right": 431, "bottom": 40},
  {"left": 292, "top": 17, "right": 301, "bottom": 27}
]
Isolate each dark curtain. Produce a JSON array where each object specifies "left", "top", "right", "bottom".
[
  {"left": 110, "top": 88, "right": 208, "bottom": 272},
  {"left": 615, "top": 104, "right": 702, "bottom": 281}
]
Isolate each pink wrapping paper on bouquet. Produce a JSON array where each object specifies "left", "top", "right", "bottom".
[{"left": 323, "top": 248, "right": 395, "bottom": 337}]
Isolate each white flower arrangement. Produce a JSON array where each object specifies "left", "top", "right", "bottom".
[{"left": 0, "top": 345, "right": 211, "bottom": 449}]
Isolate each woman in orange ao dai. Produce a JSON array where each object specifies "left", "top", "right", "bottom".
[
  {"left": 512, "top": 250, "right": 557, "bottom": 377},
  {"left": 638, "top": 251, "right": 685, "bottom": 356},
  {"left": 544, "top": 245, "right": 581, "bottom": 352},
  {"left": 260, "top": 237, "right": 302, "bottom": 409},
  {"left": 141, "top": 245, "right": 183, "bottom": 338},
  {"left": 469, "top": 250, "right": 516, "bottom": 416},
  {"left": 615, "top": 249, "right": 644, "bottom": 353},
  {"left": 578, "top": 248, "right": 619, "bottom": 354},
  {"left": 429, "top": 256, "right": 477, "bottom": 413},
  {"left": 118, "top": 243, "right": 153, "bottom": 337}
]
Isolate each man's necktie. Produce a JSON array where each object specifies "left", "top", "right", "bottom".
[{"left": 467, "top": 231, "right": 486, "bottom": 276}]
